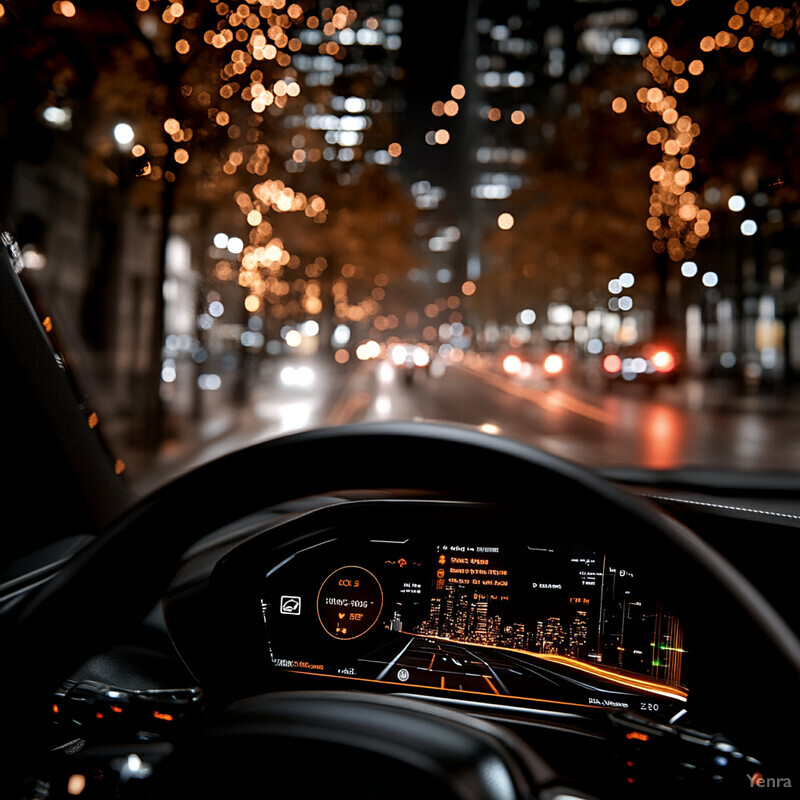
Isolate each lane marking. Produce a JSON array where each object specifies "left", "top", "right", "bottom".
[
  {"left": 376, "top": 637, "right": 415, "bottom": 681},
  {"left": 465, "top": 646, "right": 511, "bottom": 695}
]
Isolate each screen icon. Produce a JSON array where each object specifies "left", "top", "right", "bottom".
[{"left": 280, "top": 596, "right": 301, "bottom": 615}]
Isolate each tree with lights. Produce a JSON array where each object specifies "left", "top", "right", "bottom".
[{"left": 1, "top": 0, "right": 418, "bottom": 460}]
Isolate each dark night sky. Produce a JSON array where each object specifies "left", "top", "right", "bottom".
[{"left": 396, "top": 4, "right": 467, "bottom": 182}]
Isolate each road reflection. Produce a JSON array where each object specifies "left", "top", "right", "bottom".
[{"left": 639, "top": 404, "right": 686, "bottom": 470}]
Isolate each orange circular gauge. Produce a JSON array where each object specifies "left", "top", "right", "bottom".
[{"left": 316, "top": 565, "right": 384, "bottom": 640}]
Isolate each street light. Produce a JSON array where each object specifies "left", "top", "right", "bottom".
[
  {"left": 113, "top": 123, "right": 135, "bottom": 149},
  {"left": 728, "top": 195, "right": 746, "bottom": 212}
]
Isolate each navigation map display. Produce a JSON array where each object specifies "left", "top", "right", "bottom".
[{"left": 260, "top": 534, "right": 688, "bottom": 717}]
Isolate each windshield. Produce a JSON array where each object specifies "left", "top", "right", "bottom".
[{"left": 3, "top": 0, "right": 800, "bottom": 489}]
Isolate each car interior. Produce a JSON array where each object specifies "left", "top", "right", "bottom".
[{"left": 2, "top": 240, "right": 799, "bottom": 799}]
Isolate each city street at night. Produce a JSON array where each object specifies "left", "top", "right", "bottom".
[
  {"left": 5, "top": 1, "right": 800, "bottom": 493},
  {"left": 146, "top": 351, "right": 800, "bottom": 487},
  {"left": 4, "top": 3, "right": 800, "bottom": 797}
]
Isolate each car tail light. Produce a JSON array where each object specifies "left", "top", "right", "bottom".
[
  {"left": 603, "top": 354, "right": 622, "bottom": 374},
  {"left": 651, "top": 349, "right": 676, "bottom": 373}
]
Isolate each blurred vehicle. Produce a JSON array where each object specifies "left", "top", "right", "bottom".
[
  {"left": 500, "top": 348, "right": 568, "bottom": 382},
  {"left": 584, "top": 343, "right": 679, "bottom": 391},
  {"left": 389, "top": 341, "right": 431, "bottom": 385}
]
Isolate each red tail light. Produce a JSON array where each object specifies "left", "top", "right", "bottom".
[
  {"left": 651, "top": 350, "right": 675, "bottom": 373},
  {"left": 603, "top": 354, "right": 622, "bottom": 374}
]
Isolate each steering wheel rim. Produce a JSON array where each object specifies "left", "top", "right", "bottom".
[{"left": 4, "top": 420, "right": 800, "bottom": 786}]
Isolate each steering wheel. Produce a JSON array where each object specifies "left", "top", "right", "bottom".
[{"left": 4, "top": 421, "right": 800, "bottom": 798}]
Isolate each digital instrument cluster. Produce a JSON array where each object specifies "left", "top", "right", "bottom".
[{"left": 258, "top": 526, "right": 688, "bottom": 719}]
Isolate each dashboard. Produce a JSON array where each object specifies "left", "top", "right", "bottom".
[
  {"left": 166, "top": 499, "right": 686, "bottom": 716},
  {"left": 27, "top": 481, "right": 793, "bottom": 799},
  {"left": 160, "top": 495, "right": 790, "bottom": 795}
]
